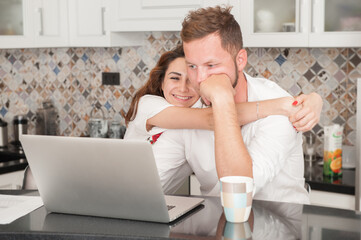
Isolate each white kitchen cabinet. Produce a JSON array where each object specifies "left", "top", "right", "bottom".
[
  {"left": 30, "top": 0, "right": 69, "bottom": 48},
  {"left": 0, "top": 0, "right": 68, "bottom": 48},
  {"left": 240, "top": 0, "right": 361, "bottom": 47},
  {"left": 309, "top": 0, "right": 361, "bottom": 47},
  {"left": 0, "top": 0, "right": 143, "bottom": 49},
  {"left": 0, "top": 0, "right": 32, "bottom": 48},
  {"left": 0, "top": 170, "right": 24, "bottom": 190},
  {"left": 110, "top": 0, "right": 241, "bottom": 32},
  {"left": 68, "top": 0, "right": 143, "bottom": 47},
  {"left": 310, "top": 190, "right": 355, "bottom": 210}
]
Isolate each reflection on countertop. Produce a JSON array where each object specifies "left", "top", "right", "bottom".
[{"left": 2, "top": 190, "right": 361, "bottom": 240}]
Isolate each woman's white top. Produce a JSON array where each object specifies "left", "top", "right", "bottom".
[{"left": 124, "top": 95, "right": 172, "bottom": 141}]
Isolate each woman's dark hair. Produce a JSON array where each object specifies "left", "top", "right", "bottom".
[{"left": 123, "top": 45, "right": 185, "bottom": 125}]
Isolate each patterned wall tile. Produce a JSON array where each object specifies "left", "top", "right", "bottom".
[
  {"left": 0, "top": 33, "right": 360, "bottom": 157},
  {"left": 245, "top": 47, "right": 361, "bottom": 155}
]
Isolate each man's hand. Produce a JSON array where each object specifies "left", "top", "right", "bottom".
[
  {"left": 203, "top": 73, "right": 253, "bottom": 179},
  {"left": 289, "top": 93, "right": 323, "bottom": 132},
  {"left": 199, "top": 74, "right": 235, "bottom": 106}
]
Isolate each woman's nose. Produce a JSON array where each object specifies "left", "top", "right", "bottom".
[{"left": 179, "top": 79, "right": 188, "bottom": 92}]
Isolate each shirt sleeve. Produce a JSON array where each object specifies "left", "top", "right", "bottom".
[
  {"left": 245, "top": 115, "right": 299, "bottom": 192},
  {"left": 151, "top": 129, "right": 191, "bottom": 194},
  {"left": 133, "top": 95, "right": 173, "bottom": 136}
]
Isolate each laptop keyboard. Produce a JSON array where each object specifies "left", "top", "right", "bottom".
[{"left": 167, "top": 205, "right": 175, "bottom": 211}]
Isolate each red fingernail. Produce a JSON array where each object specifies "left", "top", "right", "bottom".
[{"left": 292, "top": 101, "right": 298, "bottom": 106}]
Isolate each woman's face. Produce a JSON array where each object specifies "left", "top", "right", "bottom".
[{"left": 161, "top": 57, "right": 199, "bottom": 108}]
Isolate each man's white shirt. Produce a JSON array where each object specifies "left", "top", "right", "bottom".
[{"left": 152, "top": 73, "right": 309, "bottom": 204}]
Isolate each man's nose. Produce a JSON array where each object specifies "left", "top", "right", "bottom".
[{"left": 196, "top": 68, "right": 207, "bottom": 84}]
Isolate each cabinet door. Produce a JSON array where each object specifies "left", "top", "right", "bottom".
[
  {"left": 111, "top": 0, "right": 239, "bottom": 32},
  {"left": 0, "top": 0, "right": 32, "bottom": 48},
  {"left": 240, "top": 0, "right": 309, "bottom": 47},
  {"left": 309, "top": 0, "right": 361, "bottom": 47},
  {"left": 69, "top": 0, "right": 144, "bottom": 47},
  {"left": 30, "top": 0, "right": 68, "bottom": 47},
  {"left": 68, "top": 0, "right": 108, "bottom": 46}
]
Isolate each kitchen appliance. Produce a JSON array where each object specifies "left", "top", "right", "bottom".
[
  {"left": 88, "top": 104, "right": 108, "bottom": 138},
  {"left": 0, "top": 118, "right": 8, "bottom": 148},
  {"left": 108, "top": 120, "right": 126, "bottom": 139},
  {"left": 35, "top": 100, "right": 58, "bottom": 135},
  {"left": 13, "top": 115, "right": 28, "bottom": 145}
]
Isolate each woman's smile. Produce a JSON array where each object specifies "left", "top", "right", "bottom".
[{"left": 162, "top": 57, "right": 199, "bottom": 108}]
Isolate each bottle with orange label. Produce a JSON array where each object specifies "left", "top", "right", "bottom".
[{"left": 323, "top": 124, "right": 343, "bottom": 177}]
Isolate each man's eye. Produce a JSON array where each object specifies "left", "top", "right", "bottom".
[
  {"left": 188, "top": 65, "right": 196, "bottom": 69},
  {"left": 208, "top": 64, "right": 215, "bottom": 68}
]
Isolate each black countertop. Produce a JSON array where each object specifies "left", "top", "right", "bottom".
[
  {"left": 0, "top": 190, "right": 360, "bottom": 240},
  {"left": 304, "top": 158, "right": 355, "bottom": 195}
]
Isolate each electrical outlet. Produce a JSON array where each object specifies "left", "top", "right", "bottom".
[{"left": 102, "top": 72, "right": 120, "bottom": 85}]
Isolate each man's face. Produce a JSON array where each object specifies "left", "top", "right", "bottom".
[{"left": 183, "top": 33, "right": 238, "bottom": 94}]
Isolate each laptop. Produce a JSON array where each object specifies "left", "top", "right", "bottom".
[{"left": 20, "top": 134, "right": 204, "bottom": 223}]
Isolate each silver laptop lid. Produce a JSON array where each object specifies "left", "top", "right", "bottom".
[{"left": 20, "top": 135, "right": 171, "bottom": 223}]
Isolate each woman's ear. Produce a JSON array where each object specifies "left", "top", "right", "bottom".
[{"left": 236, "top": 49, "right": 248, "bottom": 71}]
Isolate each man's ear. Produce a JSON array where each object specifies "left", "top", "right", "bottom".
[{"left": 236, "top": 49, "right": 247, "bottom": 71}]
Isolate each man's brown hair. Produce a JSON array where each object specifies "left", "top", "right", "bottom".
[{"left": 181, "top": 6, "right": 243, "bottom": 58}]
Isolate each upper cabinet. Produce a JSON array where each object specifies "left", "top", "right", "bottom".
[
  {"left": 0, "top": 0, "right": 143, "bottom": 49},
  {"left": 68, "top": 0, "right": 143, "bottom": 47},
  {"left": 1, "top": 0, "right": 359, "bottom": 48},
  {"left": 0, "top": 0, "right": 68, "bottom": 48},
  {"left": 0, "top": 0, "right": 32, "bottom": 48},
  {"left": 110, "top": 0, "right": 240, "bottom": 32},
  {"left": 240, "top": 0, "right": 361, "bottom": 47},
  {"left": 309, "top": 0, "right": 361, "bottom": 47},
  {"left": 30, "top": 0, "right": 69, "bottom": 48}
]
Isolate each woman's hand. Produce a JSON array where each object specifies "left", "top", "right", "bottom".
[{"left": 289, "top": 93, "right": 323, "bottom": 132}]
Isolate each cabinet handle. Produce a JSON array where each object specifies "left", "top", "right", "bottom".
[
  {"left": 311, "top": 0, "right": 321, "bottom": 33},
  {"left": 101, "top": 7, "right": 106, "bottom": 35},
  {"left": 37, "top": 8, "right": 44, "bottom": 36},
  {"left": 297, "top": 0, "right": 302, "bottom": 32}
]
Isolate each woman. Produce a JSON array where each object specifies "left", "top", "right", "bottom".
[{"left": 124, "top": 45, "right": 322, "bottom": 141}]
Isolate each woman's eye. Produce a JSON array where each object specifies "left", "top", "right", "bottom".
[{"left": 170, "top": 77, "right": 180, "bottom": 80}]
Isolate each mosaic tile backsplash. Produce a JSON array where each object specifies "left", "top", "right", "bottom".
[{"left": 0, "top": 32, "right": 361, "bottom": 156}]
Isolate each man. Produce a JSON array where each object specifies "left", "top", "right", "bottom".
[{"left": 153, "top": 6, "right": 321, "bottom": 204}]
